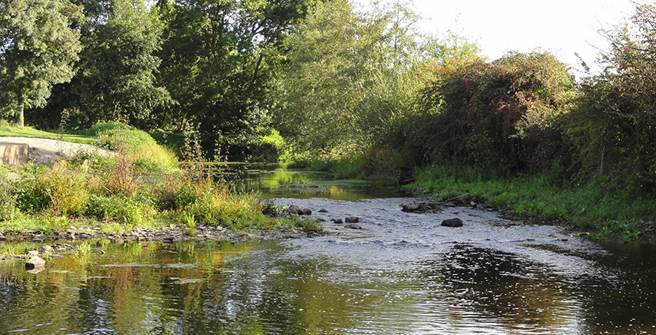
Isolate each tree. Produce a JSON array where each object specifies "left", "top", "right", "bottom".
[
  {"left": 0, "top": 0, "right": 82, "bottom": 126},
  {"left": 72, "top": 0, "right": 171, "bottom": 127},
  {"left": 156, "top": 0, "right": 316, "bottom": 160},
  {"left": 566, "top": 3, "right": 656, "bottom": 187},
  {"left": 273, "top": 0, "right": 430, "bottom": 158}
]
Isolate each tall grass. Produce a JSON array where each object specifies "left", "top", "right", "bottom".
[
  {"left": 86, "top": 121, "right": 179, "bottom": 173},
  {"left": 414, "top": 164, "right": 656, "bottom": 241}
]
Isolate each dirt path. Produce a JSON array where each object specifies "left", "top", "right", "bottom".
[{"left": 0, "top": 137, "right": 113, "bottom": 165}]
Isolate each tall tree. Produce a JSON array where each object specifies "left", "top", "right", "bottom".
[
  {"left": 157, "top": 0, "right": 316, "bottom": 160},
  {"left": 0, "top": 0, "right": 82, "bottom": 126},
  {"left": 73, "top": 0, "right": 171, "bottom": 127},
  {"left": 273, "top": 0, "right": 428, "bottom": 156}
]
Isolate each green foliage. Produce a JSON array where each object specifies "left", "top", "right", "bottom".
[
  {"left": 156, "top": 0, "right": 317, "bottom": 160},
  {"left": 14, "top": 167, "right": 51, "bottom": 214},
  {"left": 89, "top": 121, "right": 179, "bottom": 172},
  {"left": 414, "top": 52, "right": 575, "bottom": 172},
  {"left": 85, "top": 194, "right": 153, "bottom": 226},
  {"left": 72, "top": 0, "right": 171, "bottom": 126},
  {"left": 274, "top": 0, "right": 426, "bottom": 156},
  {"left": 414, "top": 164, "right": 656, "bottom": 241},
  {"left": 0, "top": 0, "right": 83, "bottom": 125},
  {"left": 0, "top": 171, "right": 16, "bottom": 221},
  {"left": 563, "top": 3, "right": 656, "bottom": 189}
]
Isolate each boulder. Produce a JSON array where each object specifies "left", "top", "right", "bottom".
[
  {"left": 441, "top": 218, "right": 464, "bottom": 228},
  {"left": 262, "top": 202, "right": 279, "bottom": 217},
  {"left": 38, "top": 245, "right": 54, "bottom": 255},
  {"left": 318, "top": 209, "right": 329, "bottom": 213},
  {"left": 345, "top": 217, "right": 360, "bottom": 223},
  {"left": 402, "top": 202, "right": 442, "bottom": 214},
  {"left": 331, "top": 218, "right": 344, "bottom": 224},
  {"left": 25, "top": 256, "right": 46, "bottom": 270},
  {"left": 287, "top": 205, "right": 312, "bottom": 216}
]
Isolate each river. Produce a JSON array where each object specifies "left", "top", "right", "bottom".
[{"left": 0, "top": 168, "right": 655, "bottom": 334}]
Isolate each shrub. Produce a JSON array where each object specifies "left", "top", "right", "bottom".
[
  {"left": 103, "top": 155, "right": 138, "bottom": 196},
  {"left": 87, "top": 121, "right": 179, "bottom": 173},
  {"left": 42, "top": 162, "right": 89, "bottom": 216},
  {"left": 0, "top": 173, "right": 16, "bottom": 221},
  {"left": 85, "top": 195, "right": 154, "bottom": 226},
  {"left": 415, "top": 52, "right": 575, "bottom": 173},
  {"left": 15, "top": 166, "right": 51, "bottom": 214},
  {"left": 562, "top": 4, "right": 656, "bottom": 189}
]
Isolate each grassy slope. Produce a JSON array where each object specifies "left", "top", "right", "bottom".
[
  {"left": 0, "top": 123, "right": 97, "bottom": 145},
  {"left": 0, "top": 122, "right": 322, "bottom": 238},
  {"left": 413, "top": 165, "right": 656, "bottom": 242}
]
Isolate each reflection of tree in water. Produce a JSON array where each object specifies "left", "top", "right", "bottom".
[
  {"left": 577, "top": 246, "right": 656, "bottom": 335},
  {"left": 418, "top": 244, "right": 576, "bottom": 331}
]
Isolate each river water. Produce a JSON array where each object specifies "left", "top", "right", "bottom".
[{"left": 0, "top": 169, "right": 655, "bottom": 334}]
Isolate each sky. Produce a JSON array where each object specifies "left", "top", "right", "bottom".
[{"left": 361, "top": 0, "right": 637, "bottom": 75}]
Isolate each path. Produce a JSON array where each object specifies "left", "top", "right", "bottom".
[{"left": 0, "top": 136, "right": 113, "bottom": 165}]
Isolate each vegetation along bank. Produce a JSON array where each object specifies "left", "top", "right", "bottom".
[
  {"left": 0, "top": 122, "right": 322, "bottom": 247},
  {"left": 1, "top": 0, "right": 656, "bottom": 243}
]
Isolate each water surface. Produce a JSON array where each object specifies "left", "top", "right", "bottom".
[{"left": 0, "top": 169, "right": 655, "bottom": 334}]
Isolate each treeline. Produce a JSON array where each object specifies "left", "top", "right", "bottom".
[
  {"left": 0, "top": 0, "right": 317, "bottom": 160},
  {"left": 277, "top": 1, "right": 656, "bottom": 191},
  {"left": 2, "top": 0, "right": 656, "bottom": 191}
]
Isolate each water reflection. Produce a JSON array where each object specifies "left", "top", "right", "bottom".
[
  {"left": 1, "top": 170, "right": 656, "bottom": 334},
  {"left": 212, "top": 165, "right": 400, "bottom": 200},
  {"left": 0, "top": 239, "right": 654, "bottom": 334}
]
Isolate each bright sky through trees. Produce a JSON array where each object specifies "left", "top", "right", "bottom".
[{"left": 358, "top": 0, "right": 635, "bottom": 75}]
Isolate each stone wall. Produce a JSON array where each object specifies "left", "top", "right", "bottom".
[{"left": 0, "top": 143, "right": 29, "bottom": 166}]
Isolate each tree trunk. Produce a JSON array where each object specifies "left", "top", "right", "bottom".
[{"left": 16, "top": 95, "right": 24, "bottom": 127}]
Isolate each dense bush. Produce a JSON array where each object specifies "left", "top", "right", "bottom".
[
  {"left": 414, "top": 52, "right": 575, "bottom": 173},
  {"left": 85, "top": 194, "right": 154, "bottom": 226},
  {"left": 563, "top": 3, "right": 656, "bottom": 189},
  {"left": 0, "top": 169, "right": 16, "bottom": 221}
]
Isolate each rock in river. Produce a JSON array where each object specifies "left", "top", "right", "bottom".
[
  {"left": 25, "top": 256, "right": 46, "bottom": 270},
  {"left": 345, "top": 223, "right": 363, "bottom": 230},
  {"left": 402, "top": 202, "right": 442, "bottom": 214},
  {"left": 345, "top": 217, "right": 360, "bottom": 223},
  {"left": 287, "top": 205, "right": 312, "bottom": 216},
  {"left": 441, "top": 218, "right": 464, "bottom": 228}
]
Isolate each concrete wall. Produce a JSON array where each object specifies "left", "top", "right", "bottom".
[{"left": 0, "top": 143, "right": 29, "bottom": 166}]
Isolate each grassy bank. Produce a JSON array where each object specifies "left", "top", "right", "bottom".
[
  {"left": 0, "top": 122, "right": 321, "bottom": 239},
  {"left": 0, "top": 121, "right": 97, "bottom": 144},
  {"left": 413, "top": 165, "right": 656, "bottom": 242}
]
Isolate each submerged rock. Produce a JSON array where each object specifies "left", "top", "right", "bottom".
[
  {"left": 345, "top": 223, "right": 363, "bottom": 230},
  {"left": 345, "top": 217, "right": 360, "bottom": 223},
  {"left": 331, "top": 218, "right": 344, "bottom": 224},
  {"left": 402, "top": 202, "right": 442, "bottom": 214},
  {"left": 318, "top": 209, "right": 329, "bottom": 213},
  {"left": 441, "top": 218, "right": 464, "bottom": 228},
  {"left": 25, "top": 255, "right": 46, "bottom": 270}
]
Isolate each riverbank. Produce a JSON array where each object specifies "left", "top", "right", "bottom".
[
  {"left": 411, "top": 164, "right": 656, "bottom": 243},
  {"left": 0, "top": 123, "right": 323, "bottom": 248}
]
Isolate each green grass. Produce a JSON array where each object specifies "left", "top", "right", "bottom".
[
  {"left": 413, "top": 164, "right": 656, "bottom": 242},
  {"left": 0, "top": 121, "right": 97, "bottom": 144},
  {"left": 86, "top": 122, "right": 179, "bottom": 173},
  {"left": 0, "top": 120, "right": 179, "bottom": 173}
]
